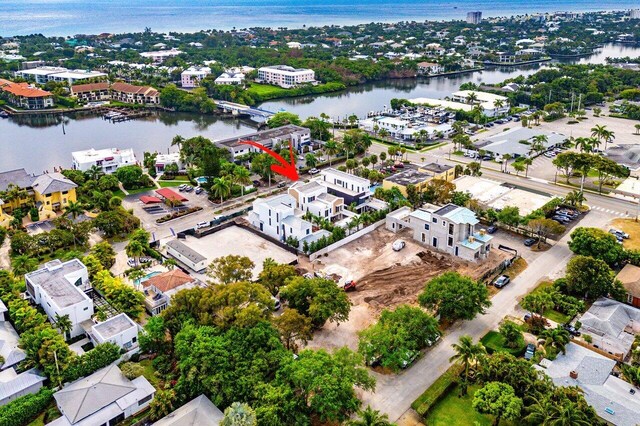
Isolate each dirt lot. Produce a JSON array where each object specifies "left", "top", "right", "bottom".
[{"left": 302, "top": 226, "right": 510, "bottom": 352}]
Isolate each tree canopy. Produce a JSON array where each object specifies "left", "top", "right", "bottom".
[{"left": 419, "top": 272, "right": 491, "bottom": 322}]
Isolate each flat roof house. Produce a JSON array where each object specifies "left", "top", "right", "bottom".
[
  {"left": 257, "top": 65, "right": 315, "bottom": 88},
  {"left": 25, "top": 259, "right": 93, "bottom": 339},
  {"left": 181, "top": 66, "right": 211, "bottom": 88},
  {"left": 316, "top": 168, "right": 371, "bottom": 206},
  {"left": 140, "top": 49, "right": 183, "bottom": 64},
  {"left": 383, "top": 163, "right": 455, "bottom": 196},
  {"left": 72, "top": 148, "right": 137, "bottom": 174},
  {"left": 50, "top": 365, "right": 154, "bottom": 426},
  {"left": 288, "top": 180, "right": 344, "bottom": 221},
  {"left": 152, "top": 394, "right": 223, "bottom": 426},
  {"left": 388, "top": 203, "right": 492, "bottom": 261},
  {"left": 15, "top": 67, "right": 106, "bottom": 85},
  {"left": 0, "top": 78, "right": 54, "bottom": 110},
  {"left": 166, "top": 240, "right": 208, "bottom": 273},
  {"left": 89, "top": 313, "right": 139, "bottom": 352},
  {"left": 215, "top": 125, "right": 312, "bottom": 160}
]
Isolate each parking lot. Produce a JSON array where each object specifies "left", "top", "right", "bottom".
[{"left": 176, "top": 225, "right": 298, "bottom": 280}]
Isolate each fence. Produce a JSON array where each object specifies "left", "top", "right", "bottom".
[{"left": 309, "top": 219, "right": 386, "bottom": 261}]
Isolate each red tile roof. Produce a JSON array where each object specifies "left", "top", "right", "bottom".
[
  {"left": 111, "top": 82, "right": 159, "bottom": 96},
  {"left": 143, "top": 269, "right": 194, "bottom": 293},
  {"left": 0, "top": 78, "right": 52, "bottom": 98},
  {"left": 139, "top": 195, "right": 162, "bottom": 204},
  {"left": 71, "top": 82, "right": 110, "bottom": 93},
  {"left": 155, "top": 188, "right": 188, "bottom": 202}
]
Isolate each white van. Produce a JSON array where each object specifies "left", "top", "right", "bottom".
[{"left": 195, "top": 221, "right": 209, "bottom": 229}]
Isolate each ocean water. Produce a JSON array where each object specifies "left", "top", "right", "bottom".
[{"left": 2, "top": 0, "right": 639, "bottom": 37}]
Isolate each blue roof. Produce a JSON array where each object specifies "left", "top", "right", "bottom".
[{"left": 459, "top": 238, "right": 482, "bottom": 250}]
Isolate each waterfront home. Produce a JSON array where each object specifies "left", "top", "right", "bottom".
[
  {"left": 450, "top": 90, "right": 510, "bottom": 116},
  {"left": 154, "top": 152, "right": 184, "bottom": 174},
  {"left": 25, "top": 259, "right": 93, "bottom": 339},
  {"left": 50, "top": 365, "right": 154, "bottom": 426},
  {"left": 0, "top": 78, "right": 54, "bottom": 109},
  {"left": 214, "top": 71, "right": 245, "bottom": 85},
  {"left": 72, "top": 147, "right": 137, "bottom": 174},
  {"left": 14, "top": 67, "right": 107, "bottom": 85},
  {"left": 181, "top": 66, "right": 211, "bottom": 88},
  {"left": 110, "top": 82, "right": 160, "bottom": 105},
  {"left": 257, "top": 65, "right": 315, "bottom": 88},
  {"left": 417, "top": 61, "right": 444, "bottom": 75},
  {"left": 70, "top": 82, "right": 111, "bottom": 102},
  {"left": 215, "top": 125, "right": 312, "bottom": 160}
]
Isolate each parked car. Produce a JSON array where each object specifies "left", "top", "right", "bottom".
[
  {"left": 493, "top": 275, "right": 511, "bottom": 288},
  {"left": 482, "top": 154, "right": 493, "bottom": 161},
  {"left": 557, "top": 209, "right": 579, "bottom": 219},
  {"left": 184, "top": 185, "right": 194, "bottom": 192},
  {"left": 551, "top": 215, "right": 570, "bottom": 224},
  {"left": 394, "top": 162, "right": 405, "bottom": 168},
  {"left": 178, "top": 184, "right": 187, "bottom": 192},
  {"left": 543, "top": 151, "right": 555, "bottom": 158},
  {"left": 277, "top": 181, "right": 287, "bottom": 188},
  {"left": 252, "top": 180, "right": 261, "bottom": 187},
  {"left": 195, "top": 221, "right": 209, "bottom": 230},
  {"left": 486, "top": 225, "right": 498, "bottom": 234},
  {"left": 308, "top": 168, "right": 320, "bottom": 175},
  {"left": 302, "top": 272, "right": 314, "bottom": 279},
  {"left": 392, "top": 240, "right": 406, "bottom": 251},
  {"left": 426, "top": 334, "right": 441, "bottom": 347},
  {"left": 523, "top": 238, "right": 538, "bottom": 247},
  {"left": 272, "top": 296, "right": 282, "bottom": 311},
  {"left": 195, "top": 187, "right": 204, "bottom": 195},
  {"left": 343, "top": 280, "right": 357, "bottom": 292},
  {"left": 563, "top": 323, "right": 581, "bottom": 337},
  {"left": 523, "top": 312, "right": 533, "bottom": 322},
  {"left": 524, "top": 343, "right": 536, "bottom": 360},
  {"left": 400, "top": 350, "right": 419, "bottom": 369},
  {"left": 609, "top": 228, "right": 629, "bottom": 239}
]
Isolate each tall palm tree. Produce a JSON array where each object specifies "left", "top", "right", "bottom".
[
  {"left": 590, "top": 124, "right": 607, "bottom": 148},
  {"left": 11, "top": 255, "right": 38, "bottom": 276},
  {"left": 450, "top": 335, "right": 486, "bottom": 395},
  {"left": 211, "top": 177, "right": 231, "bottom": 204},
  {"left": 523, "top": 394, "right": 554, "bottom": 426},
  {"left": 548, "top": 401, "right": 591, "bottom": 426},
  {"left": 467, "top": 91, "right": 479, "bottom": 105},
  {"left": 232, "top": 167, "right": 251, "bottom": 196},
  {"left": 573, "top": 137, "right": 592, "bottom": 153},
  {"left": 324, "top": 141, "right": 339, "bottom": 165},
  {"left": 532, "top": 134, "right": 548, "bottom": 156},
  {"left": 603, "top": 129, "right": 615, "bottom": 151},
  {"left": 86, "top": 165, "right": 104, "bottom": 181},
  {"left": 54, "top": 313, "right": 73, "bottom": 340},
  {"left": 305, "top": 153, "right": 317, "bottom": 168},
  {"left": 125, "top": 239, "right": 145, "bottom": 267},
  {"left": 64, "top": 201, "right": 84, "bottom": 219},
  {"left": 523, "top": 157, "right": 533, "bottom": 177},
  {"left": 347, "top": 406, "right": 393, "bottom": 426},
  {"left": 540, "top": 326, "right": 571, "bottom": 355},
  {"left": 171, "top": 134, "right": 185, "bottom": 150}
]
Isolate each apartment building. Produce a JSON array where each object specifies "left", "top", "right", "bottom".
[
  {"left": 466, "top": 11, "right": 483, "bottom": 24},
  {"left": 15, "top": 67, "right": 107, "bottom": 85},
  {"left": 181, "top": 66, "right": 211, "bottom": 88},
  {"left": 72, "top": 147, "right": 137, "bottom": 174},
  {"left": 0, "top": 78, "right": 54, "bottom": 109},
  {"left": 288, "top": 180, "right": 344, "bottom": 220},
  {"left": 25, "top": 259, "right": 93, "bottom": 339},
  {"left": 387, "top": 204, "right": 492, "bottom": 261},
  {"left": 111, "top": 82, "right": 160, "bottom": 104},
  {"left": 257, "top": 65, "right": 315, "bottom": 88},
  {"left": 70, "top": 82, "right": 111, "bottom": 102},
  {"left": 140, "top": 48, "right": 183, "bottom": 64},
  {"left": 215, "top": 125, "right": 312, "bottom": 160}
]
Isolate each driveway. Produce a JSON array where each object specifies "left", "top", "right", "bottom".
[{"left": 361, "top": 210, "right": 610, "bottom": 422}]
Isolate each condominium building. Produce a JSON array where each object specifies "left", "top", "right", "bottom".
[
  {"left": 72, "top": 147, "right": 137, "bottom": 174},
  {"left": 466, "top": 11, "right": 483, "bottom": 24},
  {"left": 70, "top": 82, "right": 111, "bottom": 102},
  {"left": 14, "top": 67, "right": 107, "bottom": 85},
  {"left": 140, "top": 48, "right": 183, "bottom": 64},
  {"left": 0, "top": 78, "right": 54, "bottom": 109},
  {"left": 214, "top": 71, "right": 245, "bottom": 85},
  {"left": 631, "top": 9, "right": 640, "bottom": 19},
  {"left": 181, "top": 66, "right": 211, "bottom": 88},
  {"left": 110, "top": 82, "right": 160, "bottom": 104},
  {"left": 257, "top": 65, "right": 315, "bottom": 88},
  {"left": 25, "top": 259, "right": 93, "bottom": 339},
  {"left": 215, "top": 125, "right": 312, "bottom": 160}
]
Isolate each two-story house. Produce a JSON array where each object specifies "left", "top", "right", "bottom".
[
  {"left": 89, "top": 313, "right": 139, "bottom": 352},
  {"left": 31, "top": 172, "right": 78, "bottom": 215},
  {"left": 388, "top": 204, "right": 492, "bottom": 261},
  {"left": 141, "top": 269, "right": 201, "bottom": 315},
  {"left": 316, "top": 168, "right": 371, "bottom": 206},
  {"left": 215, "top": 125, "right": 312, "bottom": 161},
  {"left": 25, "top": 259, "right": 93, "bottom": 338},
  {"left": 288, "top": 181, "right": 344, "bottom": 220}
]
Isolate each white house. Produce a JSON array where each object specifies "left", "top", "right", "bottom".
[
  {"left": 14, "top": 67, "right": 107, "bottom": 85},
  {"left": 89, "top": 313, "right": 139, "bottom": 352},
  {"left": 450, "top": 90, "right": 510, "bottom": 117},
  {"left": 140, "top": 49, "right": 183, "bottom": 64},
  {"left": 214, "top": 72, "right": 245, "bottom": 85},
  {"left": 140, "top": 269, "right": 201, "bottom": 315},
  {"left": 165, "top": 240, "right": 208, "bottom": 273},
  {"left": 25, "top": 259, "right": 93, "bottom": 339},
  {"left": 417, "top": 61, "right": 444, "bottom": 75},
  {"left": 215, "top": 125, "right": 312, "bottom": 160},
  {"left": 72, "top": 148, "right": 137, "bottom": 174},
  {"left": 0, "top": 300, "right": 25, "bottom": 371},
  {"left": 50, "top": 365, "right": 155, "bottom": 426},
  {"left": 317, "top": 168, "right": 371, "bottom": 206},
  {"left": 154, "top": 152, "right": 183, "bottom": 174},
  {"left": 257, "top": 65, "right": 315, "bottom": 88},
  {"left": 181, "top": 66, "right": 211, "bottom": 88},
  {"left": 249, "top": 194, "right": 306, "bottom": 241},
  {"left": 288, "top": 181, "right": 344, "bottom": 220},
  {"left": 0, "top": 368, "right": 46, "bottom": 406}
]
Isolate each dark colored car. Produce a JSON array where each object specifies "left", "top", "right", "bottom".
[
  {"left": 493, "top": 275, "right": 510, "bottom": 288},
  {"left": 195, "top": 187, "right": 204, "bottom": 195},
  {"left": 524, "top": 238, "right": 538, "bottom": 247},
  {"left": 252, "top": 180, "right": 261, "bottom": 187},
  {"left": 552, "top": 215, "right": 570, "bottom": 224},
  {"left": 343, "top": 280, "right": 357, "bottom": 292},
  {"left": 487, "top": 225, "right": 498, "bottom": 234},
  {"left": 563, "top": 323, "right": 581, "bottom": 337},
  {"left": 277, "top": 181, "right": 287, "bottom": 188},
  {"left": 524, "top": 343, "right": 536, "bottom": 360}
]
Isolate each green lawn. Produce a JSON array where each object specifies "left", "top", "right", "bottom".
[
  {"left": 480, "top": 331, "right": 526, "bottom": 356},
  {"left": 425, "top": 384, "right": 517, "bottom": 426},
  {"left": 138, "top": 359, "right": 161, "bottom": 388},
  {"left": 530, "top": 281, "right": 571, "bottom": 324},
  {"left": 246, "top": 83, "right": 289, "bottom": 97},
  {"left": 125, "top": 186, "right": 157, "bottom": 195},
  {"left": 158, "top": 180, "right": 190, "bottom": 187}
]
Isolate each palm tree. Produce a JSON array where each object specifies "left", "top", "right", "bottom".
[
  {"left": 324, "top": 141, "right": 339, "bottom": 165},
  {"left": 603, "top": 129, "right": 615, "bottom": 151},
  {"left": 523, "top": 394, "right": 554, "bottom": 426},
  {"left": 232, "top": 167, "right": 251, "bottom": 196},
  {"left": 171, "top": 134, "right": 185, "bottom": 150},
  {"left": 531, "top": 134, "right": 548, "bottom": 156},
  {"left": 635, "top": 124, "right": 640, "bottom": 135},
  {"left": 540, "top": 326, "right": 571, "bottom": 355},
  {"left": 467, "top": 91, "right": 478, "bottom": 105},
  {"left": 573, "top": 137, "right": 592, "bottom": 153},
  {"left": 502, "top": 153, "right": 512, "bottom": 173},
  {"left": 54, "top": 313, "right": 73, "bottom": 340},
  {"left": 590, "top": 124, "right": 607, "bottom": 148},
  {"left": 513, "top": 162, "right": 525, "bottom": 176},
  {"left": 493, "top": 98, "right": 505, "bottom": 115},
  {"left": 211, "top": 177, "right": 231, "bottom": 204},
  {"left": 163, "top": 258, "right": 177, "bottom": 270},
  {"left": 347, "top": 406, "right": 393, "bottom": 426},
  {"left": 86, "top": 165, "right": 104, "bottom": 181},
  {"left": 450, "top": 335, "right": 486, "bottom": 395},
  {"left": 548, "top": 401, "right": 591, "bottom": 426},
  {"left": 221, "top": 402, "right": 257, "bottom": 426},
  {"left": 523, "top": 157, "right": 533, "bottom": 177},
  {"left": 125, "top": 239, "right": 145, "bottom": 267},
  {"left": 305, "top": 153, "right": 317, "bottom": 168},
  {"left": 63, "top": 200, "right": 84, "bottom": 219},
  {"left": 11, "top": 255, "right": 38, "bottom": 276},
  {"left": 564, "top": 190, "right": 586, "bottom": 208}
]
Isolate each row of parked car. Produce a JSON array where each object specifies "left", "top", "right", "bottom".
[
  {"left": 609, "top": 227, "right": 630, "bottom": 243},
  {"left": 550, "top": 207, "right": 580, "bottom": 225},
  {"left": 178, "top": 184, "right": 205, "bottom": 195}
]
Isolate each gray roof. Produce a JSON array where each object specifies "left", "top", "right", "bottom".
[
  {"left": 384, "top": 169, "right": 433, "bottom": 186},
  {"left": 0, "top": 300, "right": 7, "bottom": 315},
  {"left": 420, "top": 162, "right": 454, "bottom": 173},
  {"left": 25, "top": 259, "right": 89, "bottom": 308},
  {"left": 166, "top": 240, "right": 207, "bottom": 264},
  {"left": 152, "top": 395, "right": 223, "bottom": 426},
  {"left": 0, "top": 321, "right": 26, "bottom": 369},
  {"left": 579, "top": 297, "right": 640, "bottom": 356},
  {"left": 0, "top": 168, "right": 34, "bottom": 192},
  {"left": 54, "top": 365, "right": 137, "bottom": 424},
  {"left": 31, "top": 172, "right": 77, "bottom": 195},
  {"left": 476, "top": 127, "right": 567, "bottom": 157},
  {"left": 0, "top": 368, "right": 46, "bottom": 402},
  {"left": 215, "top": 125, "right": 309, "bottom": 150},
  {"left": 92, "top": 313, "right": 137, "bottom": 340}
]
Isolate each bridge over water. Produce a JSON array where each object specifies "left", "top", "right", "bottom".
[{"left": 215, "top": 100, "right": 276, "bottom": 119}]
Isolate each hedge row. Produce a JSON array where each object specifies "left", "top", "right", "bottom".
[
  {"left": 64, "top": 342, "right": 121, "bottom": 383},
  {"left": 0, "top": 388, "right": 54, "bottom": 426},
  {"left": 411, "top": 362, "right": 464, "bottom": 416}
]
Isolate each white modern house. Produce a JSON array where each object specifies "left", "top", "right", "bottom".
[
  {"left": 215, "top": 125, "right": 312, "bottom": 160},
  {"left": 288, "top": 180, "right": 344, "bottom": 220},
  {"left": 154, "top": 152, "right": 183, "bottom": 174},
  {"left": 257, "top": 65, "right": 315, "bottom": 88},
  {"left": 450, "top": 90, "right": 510, "bottom": 117},
  {"left": 181, "top": 66, "right": 211, "bottom": 88},
  {"left": 15, "top": 67, "right": 107, "bottom": 85},
  {"left": 387, "top": 204, "right": 493, "bottom": 261},
  {"left": 140, "top": 48, "right": 183, "bottom": 64},
  {"left": 214, "top": 72, "right": 245, "bottom": 85},
  {"left": 72, "top": 148, "right": 137, "bottom": 174},
  {"left": 250, "top": 194, "right": 307, "bottom": 241},
  {"left": 50, "top": 365, "right": 155, "bottom": 426},
  {"left": 317, "top": 168, "right": 372, "bottom": 206},
  {"left": 25, "top": 259, "right": 93, "bottom": 339},
  {"left": 89, "top": 313, "right": 139, "bottom": 352},
  {"left": 165, "top": 240, "right": 208, "bottom": 273},
  {"left": 359, "top": 116, "right": 453, "bottom": 141}
]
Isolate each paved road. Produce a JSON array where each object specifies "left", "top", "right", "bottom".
[{"left": 361, "top": 211, "right": 609, "bottom": 422}]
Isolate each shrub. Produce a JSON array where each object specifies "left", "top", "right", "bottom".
[
  {"left": 63, "top": 342, "right": 121, "bottom": 383},
  {"left": 0, "top": 388, "right": 54, "bottom": 426},
  {"left": 120, "top": 362, "right": 144, "bottom": 379},
  {"left": 412, "top": 363, "right": 464, "bottom": 416}
]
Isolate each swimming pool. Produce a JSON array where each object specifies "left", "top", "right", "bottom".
[
  {"left": 195, "top": 176, "right": 207, "bottom": 185},
  {"left": 134, "top": 271, "right": 162, "bottom": 286}
]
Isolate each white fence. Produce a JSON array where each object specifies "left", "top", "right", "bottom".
[{"left": 309, "top": 219, "right": 386, "bottom": 261}]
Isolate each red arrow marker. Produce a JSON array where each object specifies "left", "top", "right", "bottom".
[{"left": 239, "top": 139, "right": 299, "bottom": 181}]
